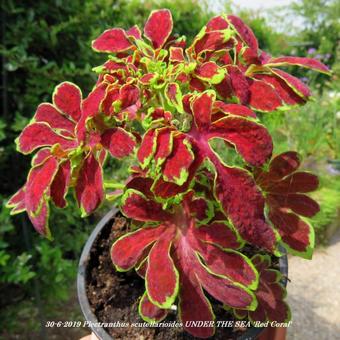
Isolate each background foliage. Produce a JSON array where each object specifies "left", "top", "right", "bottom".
[{"left": 0, "top": 0, "right": 339, "bottom": 337}]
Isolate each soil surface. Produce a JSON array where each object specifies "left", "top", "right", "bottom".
[{"left": 86, "top": 214, "right": 261, "bottom": 340}]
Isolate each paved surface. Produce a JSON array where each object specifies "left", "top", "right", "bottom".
[{"left": 287, "top": 230, "right": 340, "bottom": 340}]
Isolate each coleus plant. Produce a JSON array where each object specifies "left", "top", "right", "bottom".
[{"left": 7, "top": 9, "right": 329, "bottom": 338}]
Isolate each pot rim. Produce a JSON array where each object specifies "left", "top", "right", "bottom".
[{"left": 77, "top": 209, "right": 288, "bottom": 340}]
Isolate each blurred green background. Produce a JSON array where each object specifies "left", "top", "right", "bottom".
[{"left": 0, "top": 0, "right": 339, "bottom": 338}]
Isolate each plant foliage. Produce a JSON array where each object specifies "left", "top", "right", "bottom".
[{"left": 7, "top": 8, "right": 330, "bottom": 338}]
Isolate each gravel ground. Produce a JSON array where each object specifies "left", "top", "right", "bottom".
[{"left": 287, "top": 230, "right": 340, "bottom": 340}]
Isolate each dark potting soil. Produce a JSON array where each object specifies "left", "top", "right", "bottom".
[{"left": 85, "top": 214, "right": 268, "bottom": 340}]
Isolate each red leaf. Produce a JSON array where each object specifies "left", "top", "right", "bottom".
[
  {"left": 214, "top": 75, "right": 233, "bottom": 99},
  {"left": 228, "top": 66, "right": 250, "bottom": 104},
  {"left": 248, "top": 79, "right": 282, "bottom": 112},
  {"left": 126, "top": 176, "right": 154, "bottom": 198},
  {"left": 101, "top": 128, "right": 136, "bottom": 159},
  {"left": 28, "top": 199, "right": 50, "bottom": 237},
  {"left": 268, "top": 193, "right": 319, "bottom": 217},
  {"left": 267, "top": 151, "right": 301, "bottom": 181},
  {"left": 75, "top": 154, "right": 104, "bottom": 215},
  {"left": 169, "top": 47, "right": 185, "bottom": 62},
  {"left": 193, "top": 31, "right": 228, "bottom": 56},
  {"left": 127, "top": 25, "right": 142, "bottom": 40},
  {"left": 214, "top": 102, "right": 257, "bottom": 118},
  {"left": 162, "top": 136, "right": 194, "bottom": 185},
  {"left": 144, "top": 9, "right": 173, "bottom": 49},
  {"left": 191, "top": 91, "right": 214, "bottom": 130},
  {"left": 197, "top": 244, "right": 257, "bottom": 287},
  {"left": 189, "top": 77, "right": 206, "bottom": 92},
  {"left": 31, "top": 148, "right": 52, "bottom": 167},
  {"left": 53, "top": 82, "right": 82, "bottom": 121},
  {"left": 77, "top": 84, "right": 106, "bottom": 142},
  {"left": 227, "top": 15, "right": 258, "bottom": 51},
  {"left": 137, "top": 128, "right": 157, "bottom": 168},
  {"left": 34, "top": 103, "right": 75, "bottom": 133},
  {"left": 122, "top": 190, "right": 172, "bottom": 222},
  {"left": 269, "top": 209, "right": 313, "bottom": 256},
  {"left": 195, "top": 62, "right": 225, "bottom": 84},
  {"left": 273, "top": 69, "right": 311, "bottom": 98},
  {"left": 154, "top": 127, "right": 173, "bottom": 166},
  {"left": 111, "top": 225, "right": 166, "bottom": 271},
  {"left": 209, "top": 116, "right": 273, "bottom": 166},
  {"left": 139, "top": 292, "right": 168, "bottom": 323},
  {"left": 206, "top": 15, "right": 229, "bottom": 31},
  {"left": 194, "top": 221, "right": 242, "bottom": 249},
  {"left": 17, "top": 123, "right": 76, "bottom": 154},
  {"left": 25, "top": 157, "right": 59, "bottom": 214},
  {"left": 254, "top": 74, "right": 306, "bottom": 106},
  {"left": 174, "top": 244, "right": 215, "bottom": 338},
  {"left": 178, "top": 273, "right": 215, "bottom": 338},
  {"left": 189, "top": 197, "right": 211, "bottom": 222},
  {"left": 267, "top": 56, "right": 330, "bottom": 74},
  {"left": 50, "top": 160, "right": 71, "bottom": 208},
  {"left": 146, "top": 228, "right": 178, "bottom": 308},
  {"left": 165, "top": 83, "right": 183, "bottom": 112},
  {"left": 7, "top": 187, "right": 26, "bottom": 214},
  {"left": 92, "top": 28, "right": 133, "bottom": 53},
  {"left": 139, "top": 73, "right": 157, "bottom": 85},
  {"left": 269, "top": 172, "right": 319, "bottom": 194},
  {"left": 196, "top": 261, "right": 255, "bottom": 309},
  {"left": 119, "top": 84, "right": 140, "bottom": 110},
  {"left": 214, "top": 165, "right": 277, "bottom": 251},
  {"left": 101, "top": 87, "right": 119, "bottom": 115},
  {"left": 237, "top": 255, "right": 291, "bottom": 323}
]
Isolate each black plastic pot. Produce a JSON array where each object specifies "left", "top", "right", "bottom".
[{"left": 77, "top": 209, "right": 288, "bottom": 340}]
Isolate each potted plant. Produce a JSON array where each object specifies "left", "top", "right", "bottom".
[{"left": 7, "top": 9, "right": 329, "bottom": 339}]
